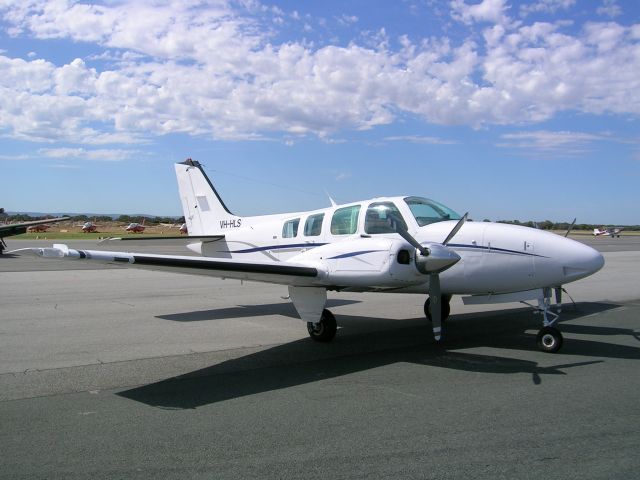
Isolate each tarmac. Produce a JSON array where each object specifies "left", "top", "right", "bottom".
[{"left": 1, "top": 235, "right": 639, "bottom": 479}]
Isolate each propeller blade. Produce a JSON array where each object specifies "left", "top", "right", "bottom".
[
  {"left": 429, "top": 273, "right": 442, "bottom": 342},
  {"left": 389, "top": 214, "right": 429, "bottom": 256},
  {"left": 564, "top": 218, "right": 576, "bottom": 237},
  {"left": 442, "top": 212, "right": 468, "bottom": 246}
]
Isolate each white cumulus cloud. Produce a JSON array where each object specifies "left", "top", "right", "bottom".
[{"left": 0, "top": 0, "right": 638, "bottom": 145}]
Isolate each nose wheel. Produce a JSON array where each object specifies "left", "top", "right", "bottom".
[
  {"left": 531, "top": 287, "right": 564, "bottom": 353},
  {"left": 536, "top": 326, "right": 563, "bottom": 353}
]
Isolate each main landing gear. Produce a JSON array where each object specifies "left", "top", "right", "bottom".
[
  {"left": 307, "top": 309, "right": 337, "bottom": 342},
  {"left": 424, "top": 295, "right": 451, "bottom": 324},
  {"left": 305, "top": 289, "right": 566, "bottom": 353}
]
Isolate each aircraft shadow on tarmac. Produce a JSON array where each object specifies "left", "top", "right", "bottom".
[
  {"left": 118, "top": 301, "right": 640, "bottom": 409},
  {"left": 156, "top": 299, "right": 361, "bottom": 322}
]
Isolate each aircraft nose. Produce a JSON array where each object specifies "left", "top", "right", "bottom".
[{"left": 560, "top": 240, "right": 604, "bottom": 281}]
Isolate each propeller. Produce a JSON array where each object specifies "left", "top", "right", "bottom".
[
  {"left": 564, "top": 218, "right": 576, "bottom": 238},
  {"left": 390, "top": 213, "right": 468, "bottom": 342},
  {"left": 442, "top": 213, "right": 468, "bottom": 245}
]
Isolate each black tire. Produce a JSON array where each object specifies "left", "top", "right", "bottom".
[
  {"left": 424, "top": 297, "right": 451, "bottom": 322},
  {"left": 307, "top": 309, "right": 337, "bottom": 342},
  {"left": 536, "top": 326, "right": 563, "bottom": 353}
]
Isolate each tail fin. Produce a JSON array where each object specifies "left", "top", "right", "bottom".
[{"left": 174, "top": 159, "right": 241, "bottom": 235}]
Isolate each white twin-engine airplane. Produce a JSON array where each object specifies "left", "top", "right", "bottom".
[{"left": 14, "top": 159, "right": 604, "bottom": 353}]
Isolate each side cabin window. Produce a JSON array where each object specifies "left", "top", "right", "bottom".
[
  {"left": 330, "top": 205, "right": 361, "bottom": 235},
  {"left": 365, "top": 202, "right": 407, "bottom": 234},
  {"left": 282, "top": 218, "right": 300, "bottom": 238},
  {"left": 304, "top": 213, "right": 324, "bottom": 237}
]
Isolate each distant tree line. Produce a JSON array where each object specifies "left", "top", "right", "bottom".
[
  {"left": 1, "top": 213, "right": 185, "bottom": 224},
  {"left": 111, "top": 215, "right": 185, "bottom": 224},
  {"left": 494, "top": 219, "right": 640, "bottom": 231}
]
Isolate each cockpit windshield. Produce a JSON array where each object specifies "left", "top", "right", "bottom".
[{"left": 403, "top": 197, "right": 461, "bottom": 226}]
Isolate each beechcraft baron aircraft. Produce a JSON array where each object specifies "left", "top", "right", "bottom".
[{"left": 11, "top": 159, "right": 604, "bottom": 352}]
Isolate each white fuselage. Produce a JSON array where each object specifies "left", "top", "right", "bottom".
[{"left": 185, "top": 196, "right": 603, "bottom": 296}]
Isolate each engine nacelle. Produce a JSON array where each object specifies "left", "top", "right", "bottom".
[{"left": 290, "top": 237, "right": 427, "bottom": 288}]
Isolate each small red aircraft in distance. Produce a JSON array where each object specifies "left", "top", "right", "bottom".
[
  {"left": 27, "top": 223, "right": 53, "bottom": 233},
  {"left": 77, "top": 219, "right": 104, "bottom": 233},
  {"left": 125, "top": 219, "right": 147, "bottom": 233},
  {"left": 593, "top": 226, "right": 624, "bottom": 238},
  {"left": 81, "top": 222, "right": 98, "bottom": 233}
]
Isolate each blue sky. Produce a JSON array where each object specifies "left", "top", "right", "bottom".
[{"left": 1, "top": 0, "right": 639, "bottom": 224}]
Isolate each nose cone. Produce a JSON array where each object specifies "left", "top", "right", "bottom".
[{"left": 553, "top": 237, "right": 604, "bottom": 283}]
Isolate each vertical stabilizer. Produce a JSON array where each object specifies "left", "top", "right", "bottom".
[{"left": 174, "top": 159, "right": 240, "bottom": 235}]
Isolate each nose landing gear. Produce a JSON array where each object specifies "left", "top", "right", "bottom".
[
  {"left": 537, "top": 326, "right": 563, "bottom": 353},
  {"left": 529, "top": 287, "right": 564, "bottom": 353}
]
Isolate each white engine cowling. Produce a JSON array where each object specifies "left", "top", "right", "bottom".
[{"left": 290, "top": 237, "right": 426, "bottom": 288}]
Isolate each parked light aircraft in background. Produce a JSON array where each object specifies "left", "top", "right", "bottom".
[
  {"left": 78, "top": 220, "right": 103, "bottom": 233},
  {"left": 0, "top": 214, "right": 69, "bottom": 254},
  {"left": 125, "top": 220, "right": 147, "bottom": 233},
  {"left": 27, "top": 223, "right": 53, "bottom": 233},
  {"left": 593, "top": 227, "right": 624, "bottom": 237},
  {"left": 12, "top": 159, "right": 604, "bottom": 352},
  {"left": 158, "top": 222, "right": 188, "bottom": 234}
]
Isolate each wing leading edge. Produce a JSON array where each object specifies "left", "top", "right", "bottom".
[
  {"left": 0, "top": 217, "right": 70, "bottom": 237},
  {"left": 11, "top": 244, "right": 323, "bottom": 287}
]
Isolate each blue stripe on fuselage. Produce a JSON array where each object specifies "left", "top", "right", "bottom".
[
  {"left": 223, "top": 241, "right": 547, "bottom": 258},
  {"left": 446, "top": 243, "right": 547, "bottom": 258},
  {"left": 226, "top": 242, "right": 328, "bottom": 254},
  {"left": 328, "top": 250, "right": 385, "bottom": 259}
]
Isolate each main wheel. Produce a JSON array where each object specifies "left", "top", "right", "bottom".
[
  {"left": 424, "top": 296, "right": 451, "bottom": 322},
  {"left": 307, "top": 309, "right": 337, "bottom": 342},
  {"left": 536, "top": 326, "right": 563, "bottom": 353}
]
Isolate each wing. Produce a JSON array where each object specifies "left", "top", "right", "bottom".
[
  {"left": 0, "top": 217, "right": 69, "bottom": 238},
  {"left": 10, "top": 244, "right": 324, "bottom": 287},
  {"left": 99, "top": 235, "right": 225, "bottom": 247}
]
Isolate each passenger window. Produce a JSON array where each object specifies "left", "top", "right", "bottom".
[
  {"left": 282, "top": 218, "right": 300, "bottom": 238},
  {"left": 330, "top": 205, "right": 361, "bottom": 235},
  {"left": 304, "top": 213, "right": 324, "bottom": 237},
  {"left": 365, "top": 202, "right": 407, "bottom": 234}
]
